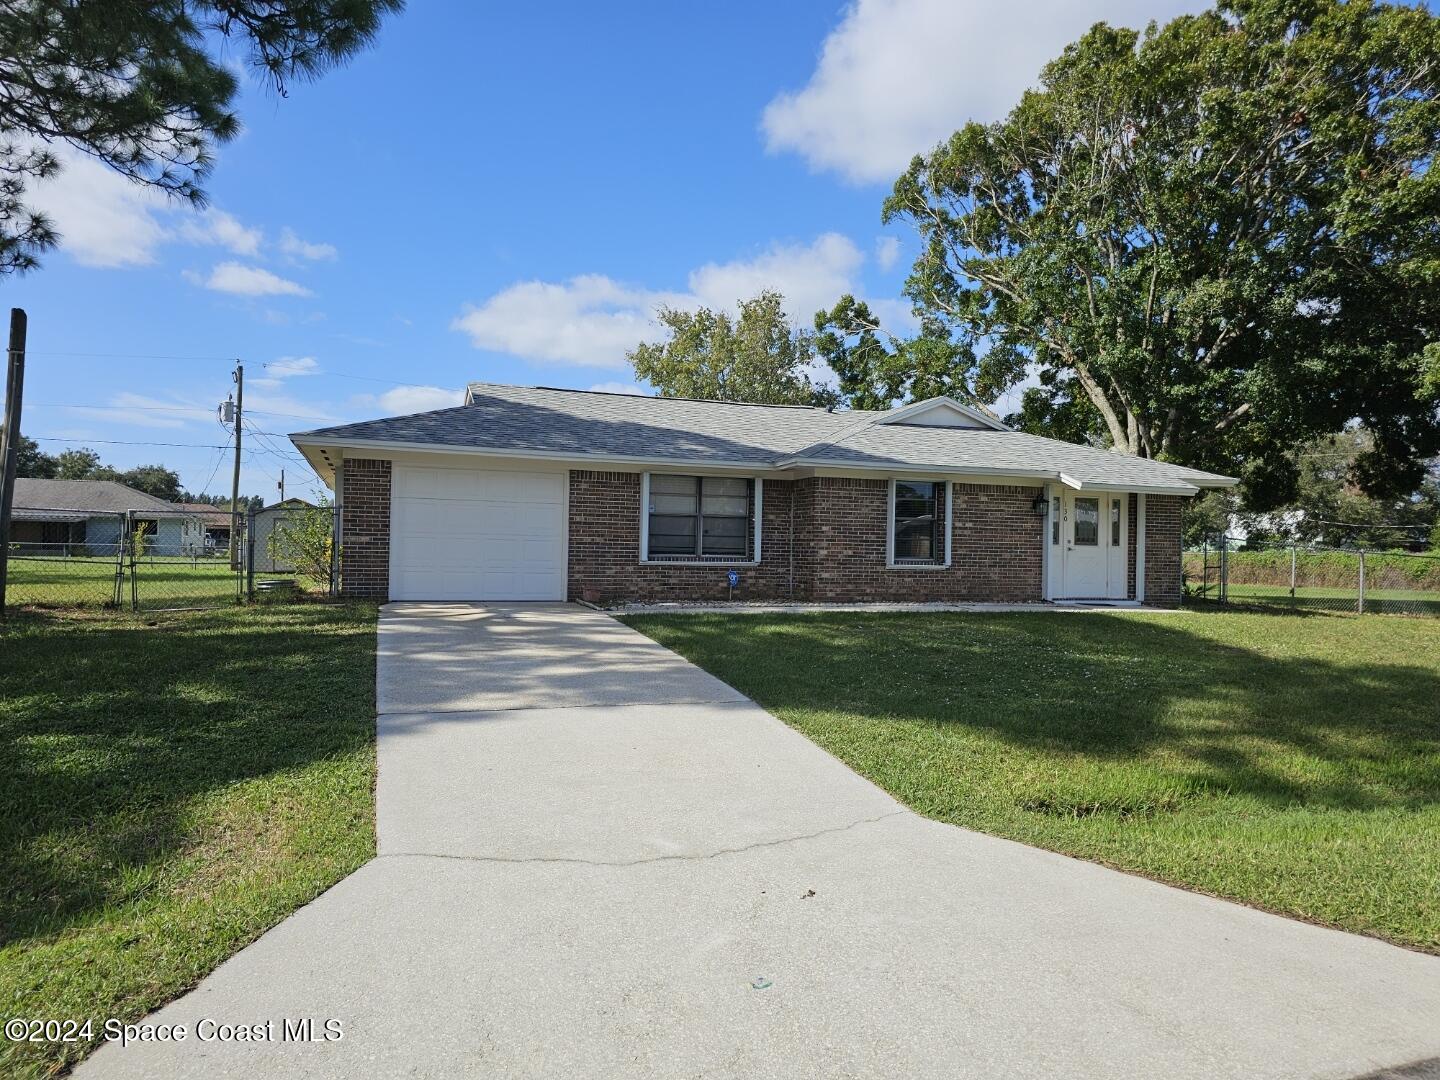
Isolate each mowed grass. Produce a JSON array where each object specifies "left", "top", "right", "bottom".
[
  {"left": 7, "top": 555, "right": 239, "bottom": 609},
  {"left": 1220, "top": 582, "right": 1440, "bottom": 615},
  {"left": 623, "top": 609, "right": 1440, "bottom": 952},
  {"left": 0, "top": 604, "right": 378, "bottom": 1078}
]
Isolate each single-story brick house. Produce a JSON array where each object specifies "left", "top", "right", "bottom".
[
  {"left": 12, "top": 478, "right": 205, "bottom": 556},
  {"left": 289, "top": 383, "right": 1236, "bottom": 606}
]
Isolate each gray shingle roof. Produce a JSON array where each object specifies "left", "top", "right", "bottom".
[
  {"left": 13, "top": 478, "right": 182, "bottom": 517},
  {"left": 296, "top": 383, "right": 877, "bottom": 464},
  {"left": 292, "top": 383, "right": 1235, "bottom": 492}
]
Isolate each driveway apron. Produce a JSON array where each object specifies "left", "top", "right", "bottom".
[{"left": 78, "top": 602, "right": 1440, "bottom": 1080}]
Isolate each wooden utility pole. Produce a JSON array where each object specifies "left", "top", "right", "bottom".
[
  {"left": 0, "top": 308, "right": 28, "bottom": 615},
  {"left": 229, "top": 361, "right": 243, "bottom": 569}
]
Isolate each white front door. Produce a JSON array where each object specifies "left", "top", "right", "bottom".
[
  {"left": 1060, "top": 491, "right": 1127, "bottom": 599},
  {"left": 389, "top": 464, "right": 567, "bottom": 601}
]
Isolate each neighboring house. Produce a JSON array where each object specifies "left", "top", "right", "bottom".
[
  {"left": 290, "top": 383, "right": 1237, "bottom": 606},
  {"left": 11, "top": 478, "right": 204, "bottom": 556},
  {"left": 249, "top": 498, "right": 316, "bottom": 572},
  {"left": 173, "top": 502, "right": 234, "bottom": 550}
]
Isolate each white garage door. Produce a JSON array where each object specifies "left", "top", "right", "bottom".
[{"left": 389, "top": 465, "right": 566, "bottom": 601}]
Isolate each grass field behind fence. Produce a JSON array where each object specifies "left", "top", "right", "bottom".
[
  {"left": 8, "top": 556, "right": 240, "bottom": 609},
  {"left": 1183, "top": 549, "right": 1440, "bottom": 615}
]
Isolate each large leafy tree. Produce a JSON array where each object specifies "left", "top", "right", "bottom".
[
  {"left": 813, "top": 296, "right": 994, "bottom": 411},
  {"left": 10, "top": 431, "right": 56, "bottom": 477},
  {"left": 884, "top": 0, "right": 1440, "bottom": 507},
  {"left": 628, "top": 291, "right": 839, "bottom": 406},
  {"left": 0, "top": 0, "right": 403, "bottom": 273}
]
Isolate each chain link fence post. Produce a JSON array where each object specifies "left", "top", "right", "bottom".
[
  {"left": 1357, "top": 549, "right": 1366, "bottom": 614},
  {"left": 1220, "top": 534, "right": 1229, "bottom": 604},
  {"left": 246, "top": 509, "right": 256, "bottom": 602}
]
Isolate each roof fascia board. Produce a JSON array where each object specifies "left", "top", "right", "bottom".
[{"left": 1058, "top": 472, "right": 1200, "bottom": 496}]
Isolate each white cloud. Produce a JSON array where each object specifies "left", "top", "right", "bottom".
[
  {"left": 875, "top": 236, "right": 902, "bottom": 272},
  {"left": 65, "top": 392, "right": 214, "bottom": 429},
  {"left": 451, "top": 234, "right": 866, "bottom": 369},
  {"left": 688, "top": 233, "right": 862, "bottom": 323},
  {"left": 24, "top": 150, "right": 169, "bottom": 268},
  {"left": 452, "top": 275, "right": 674, "bottom": 369},
  {"left": 199, "top": 261, "right": 312, "bottom": 298},
  {"left": 278, "top": 227, "right": 338, "bottom": 262},
  {"left": 22, "top": 145, "right": 274, "bottom": 267},
  {"left": 251, "top": 355, "right": 320, "bottom": 388},
  {"left": 374, "top": 385, "right": 465, "bottom": 414},
  {"left": 761, "top": 0, "right": 1204, "bottom": 183},
  {"left": 175, "top": 209, "right": 262, "bottom": 256},
  {"left": 588, "top": 381, "right": 649, "bottom": 396}
]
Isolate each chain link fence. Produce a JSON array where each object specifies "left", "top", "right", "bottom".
[
  {"left": 242, "top": 502, "right": 341, "bottom": 602},
  {"left": 5, "top": 503, "right": 341, "bottom": 611},
  {"left": 1184, "top": 536, "right": 1440, "bottom": 616},
  {"left": 3, "top": 507, "right": 128, "bottom": 608}
]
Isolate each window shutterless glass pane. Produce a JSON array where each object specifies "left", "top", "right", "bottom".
[
  {"left": 703, "top": 516, "right": 747, "bottom": 537},
  {"left": 701, "top": 527, "right": 747, "bottom": 554},
  {"left": 648, "top": 515, "right": 697, "bottom": 555},
  {"left": 1052, "top": 498, "right": 1061, "bottom": 544},
  {"left": 1112, "top": 499, "right": 1122, "bottom": 546},
  {"left": 650, "top": 492, "right": 698, "bottom": 514},
  {"left": 892, "top": 481, "right": 940, "bottom": 562},
  {"left": 1073, "top": 498, "right": 1099, "bottom": 545},
  {"left": 701, "top": 477, "right": 748, "bottom": 497},
  {"left": 700, "top": 495, "right": 748, "bottom": 516},
  {"left": 894, "top": 518, "right": 935, "bottom": 559},
  {"left": 650, "top": 474, "right": 698, "bottom": 495}
]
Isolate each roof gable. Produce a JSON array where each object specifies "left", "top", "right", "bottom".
[{"left": 873, "top": 397, "right": 1009, "bottom": 431}]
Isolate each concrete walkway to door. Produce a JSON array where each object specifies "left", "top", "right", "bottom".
[{"left": 80, "top": 603, "right": 1440, "bottom": 1080}]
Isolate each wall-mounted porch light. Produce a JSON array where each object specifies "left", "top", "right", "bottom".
[{"left": 1032, "top": 492, "right": 1049, "bottom": 515}]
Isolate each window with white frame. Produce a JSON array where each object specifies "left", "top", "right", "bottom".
[
  {"left": 645, "top": 475, "right": 755, "bottom": 561},
  {"left": 890, "top": 480, "right": 948, "bottom": 566}
]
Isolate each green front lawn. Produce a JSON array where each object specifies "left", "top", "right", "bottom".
[
  {"left": 624, "top": 609, "right": 1440, "bottom": 952},
  {"left": 0, "top": 604, "right": 378, "bottom": 1079}
]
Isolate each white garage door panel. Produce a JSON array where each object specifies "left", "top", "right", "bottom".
[{"left": 390, "top": 466, "right": 566, "bottom": 601}]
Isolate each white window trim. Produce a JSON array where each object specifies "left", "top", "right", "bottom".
[
  {"left": 885, "top": 478, "right": 953, "bottom": 570},
  {"left": 638, "top": 473, "right": 763, "bottom": 566}
]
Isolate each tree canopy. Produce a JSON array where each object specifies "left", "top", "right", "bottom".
[
  {"left": 628, "top": 291, "right": 839, "bottom": 407},
  {"left": 813, "top": 296, "right": 990, "bottom": 411},
  {"left": 1187, "top": 428, "right": 1440, "bottom": 548},
  {"left": 883, "top": 0, "right": 1440, "bottom": 508},
  {"left": 0, "top": 0, "right": 403, "bottom": 274}
]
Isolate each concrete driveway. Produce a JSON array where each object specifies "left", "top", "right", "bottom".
[{"left": 81, "top": 603, "right": 1440, "bottom": 1079}]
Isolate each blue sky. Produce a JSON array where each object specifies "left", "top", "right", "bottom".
[{"left": 6, "top": 0, "right": 1210, "bottom": 501}]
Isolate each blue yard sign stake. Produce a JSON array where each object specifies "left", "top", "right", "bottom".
[{"left": 727, "top": 569, "right": 739, "bottom": 599}]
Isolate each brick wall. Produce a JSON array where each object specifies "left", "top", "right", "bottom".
[
  {"left": 567, "top": 470, "right": 798, "bottom": 603},
  {"left": 797, "top": 477, "right": 1043, "bottom": 601},
  {"left": 568, "top": 471, "right": 1045, "bottom": 604},
  {"left": 340, "top": 458, "right": 391, "bottom": 599},
  {"left": 1143, "top": 494, "right": 1184, "bottom": 607}
]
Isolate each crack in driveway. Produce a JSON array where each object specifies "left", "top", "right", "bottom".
[{"left": 377, "top": 808, "right": 912, "bottom": 869}]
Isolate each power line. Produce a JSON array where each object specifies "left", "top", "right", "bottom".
[
  {"left": 28, "top": 435, "right": 233, "bottom": 449},
  {"left": 25, "top": 351, "right": 238, "bottom": 362},
  {"left": 26, "top": 402, "right": 338, "bottom": 422},
  {"left": 194, "top": 434, "right": 233, "bottom": 497},
  {"left": 263, "top": 363, "right": 463, "bottom": 394}
]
